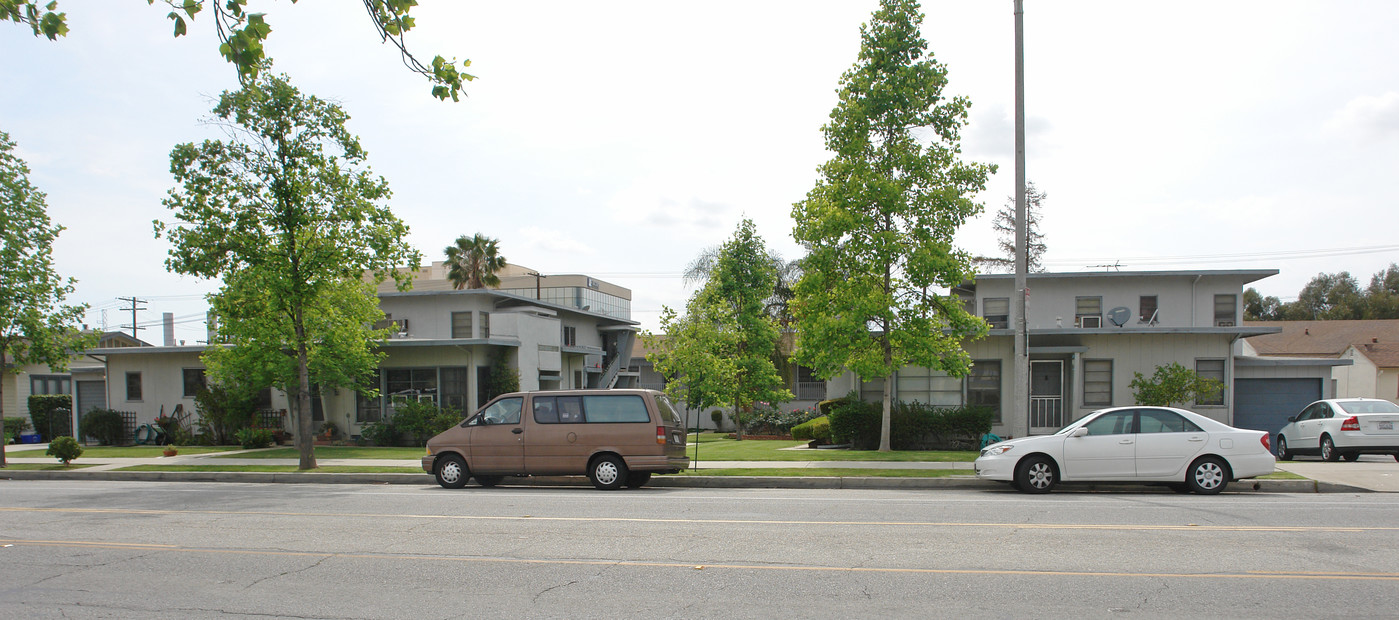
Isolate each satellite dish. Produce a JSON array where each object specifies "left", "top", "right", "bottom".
[{"left": 1107, "top": 307, "right": 1132, "bottom": 327}]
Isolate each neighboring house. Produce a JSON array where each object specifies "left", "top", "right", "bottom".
[
  {"left": 2, "top": 331, "right": 146, "bottom": 436},
  {"left": 1242, "top": 320, "right": 1399, "bottom": 406},
  {"left": 86, "top": 264, "right": 638, "bottom": 440}
]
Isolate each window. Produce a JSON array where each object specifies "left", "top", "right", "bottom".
[
  {"left": 1214, "top": 294, "right": 1237, "bottom": 327},
  {"left": 1075, "top": 296, "right": 1102, "bottom": 327},
  {"left": 966, "top": 361, "right": 1001, "bottom": 423},
  {"left": 451, "top": 312, "right": 473, "bottom": 338},
  {"left": 796, "top": 365, "right": 826, "bottom": 400},
  {"left": 126, "top": 372, "right": 143, "bottom": 401},
  {"left": 1084, "top": 410, "right": 1135, "bottom": 435},
  {"left": 583, "top": 395, "right": 651, "bottom": 423},
  {"left": 1082, "top": 360, "right": 1113, "bottom": 406},
  {"left": 440, "top": 367, "right": 470, "bottom": 413},
  {"left": 182, "top": 368, "right": 206, "bottom": 398},
  {"left": 29, "top": 375, "right": 71, "bottom": 396},
  {"left": 860, "top": 376, "right": 885, "bottom": 403},
  {"left": 896, "top": 366, "right": 963, "bottom": 406},
  {"left": 386, "top": 368, "right": 438, "bottom": 408},
  {"left": 477, "top": 397, "right": 522, "bottom": 425},
  {"left": 562, "top": 326, "right": 577, "bottom": 346},
  {"left": 1139, "top": 296, "right": 1158, "bottom": 323},
  {"left": 1138, "top": 408, "right": 1203, "bottom": 433},
  {"left": 983, "top": 298, "right": 1009, "bottom": 329},
  {"left": 480, "top": 312, "right": 490, "bottom": 338},
  {"left": 1195, "top": 359, "right": 1226, "bottom": 406}
]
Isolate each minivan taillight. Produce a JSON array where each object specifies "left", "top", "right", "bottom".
[
  {"left": 1260, "top": 433, "right": 1271, "bottom": 452},
  {"left": 657, "top": 426, "right": 666, "bottom": 445},
  {"left": 1341, "top": 416, "right": 1360, "bottom": 431}
]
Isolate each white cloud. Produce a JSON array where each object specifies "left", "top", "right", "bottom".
[
  {"left": 517, "top": 226, "right": 597, "bottom": 257},
  {"left": 1324, "top": 92, "right": 1399, "bottom": 141}
]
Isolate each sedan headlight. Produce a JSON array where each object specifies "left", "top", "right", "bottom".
[{"left": 981, "top": 444, "right": 1014, "bottom": 457}]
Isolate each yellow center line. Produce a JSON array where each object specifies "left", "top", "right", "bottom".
[
  {"left": 3, "top": 538, "right": 1398, "bottom": 582},
  {"left": 0, "top": 505, "right": 1388, "bottom": 533}
]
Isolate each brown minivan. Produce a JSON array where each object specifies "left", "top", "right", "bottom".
[{"left": 421, "top": 389, "right": 690, "bottom": 490}]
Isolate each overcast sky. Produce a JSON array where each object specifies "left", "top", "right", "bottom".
[{"left": 4, "top": 1, "right": 1397, "bottom": 341}]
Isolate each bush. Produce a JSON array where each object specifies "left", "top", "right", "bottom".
[
  {"left": 823, "top": 393, "right": 993, "bottom": 450},
  {"left": 235, "top": 427, "right": 275, "bottom": 449},
  {"left": 825, "top": 394, "right": 880, "bottom": 448},
  {"left": 46, "top": 436, "right": 83, "bottom": 464},
  {"left": 735, "top": 403, "right": 822, "bottom": 437},
  {"left": 791, "top": 416, "right": 832, "bottom": 444},
  {"left": 82, "top": 409, "right": 127, "bottom": 445},
  {"left": 360, "top": 419, "right": 400, "bottom": 447},
  {"left": 710, "top": 410, "right": 725, "bottom": 431},
  {"left": 28, "top": 394, "right": 72, "bottom": 441},
  {"left": 390, "top": 401, "right": 462, "bottom": 446},
  {"left": 3, "top": 416, "right": 30, "bottom": 438},
  {"left": 194, "top": 385, "right": 260, "bottom": 445}
]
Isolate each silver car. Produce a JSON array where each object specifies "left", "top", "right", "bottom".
[{"left": 1275, "top": 398, "right": 1399, "bottom": 462}]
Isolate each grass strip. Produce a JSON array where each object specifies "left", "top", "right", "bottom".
[
  {"left": 211, "top": 447, "right": 426, "bottom": 460},
  {"left": 1, "top": 463, "right": 98, "bottom": 470},
  {"left": 114, "top": 465, "right": 424, "bottom": 474},
  {"left": 1258, "top": 471, "right": 1307, "bottom": 480},
  {"left": 61, "top": 446, "right": 244, "bottom": 458}
]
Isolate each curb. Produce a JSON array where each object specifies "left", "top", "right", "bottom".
[{"left": 0, "top": 470, "right": 1360, "bottom": 492}]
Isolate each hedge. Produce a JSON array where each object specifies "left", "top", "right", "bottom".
[
  {"left": 28, "top": 394, "right": 72, "bottom": 442},
  {"left": 790, "top": 416, "right": 831, "bottom": 445},
  {"left": 81, "top": 409, "right": 127, "bottom": 445},
  {"left": 823, "top": 394, "right": 994, "bottom": 450}
]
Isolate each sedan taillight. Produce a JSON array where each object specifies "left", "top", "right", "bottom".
[
  {"left": 1341, "top": 416, "right": 1361, "bottom": 432},
  {"left": 1260, "top": 433, "right": 1271, "bottom": 452}
]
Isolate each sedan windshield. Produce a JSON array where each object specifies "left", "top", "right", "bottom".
[{"left": 1337, "top": 400, "right": 1399, "bottom": 414}]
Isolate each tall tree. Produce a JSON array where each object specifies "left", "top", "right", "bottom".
[
  {"left": 0, "top": 130, "right": 93, "bottom": 467},
  {"left": 1363, "top": 263, "right": 1399, "bottom": 319},
  {"left": 646, "top": 219, "right": 792, "bottom": 438},
  {"left": 155, "top": 71, "right": 421, "bottom": 470},
  {"left": 444, "top": 233, "right": 506, "bottom": 290},
  {"left": 1243, "top": 287, "right": 1282, "bottom": 321},
  {"left": 3, "top": 0, "right": 473, "bottom": 101},
  {"left": 977, "top": 181, "right": 1047, "bottom": 273},
  {"left": 790, "top": 0, "right": 993, "bottom": 451},
  {"left": 1282, "top": 272, "right": 1363, "bottom": 320},
  {"left": 684, "top": 245, "right": 803, "bottom": 327}
]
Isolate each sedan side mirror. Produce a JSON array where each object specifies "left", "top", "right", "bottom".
[
  {"left": 1071, "top": 427, "right": 1089, "bottom": 437},
  {"left": 1286, "top": 416, "right": 1295, "bottom": 423}
]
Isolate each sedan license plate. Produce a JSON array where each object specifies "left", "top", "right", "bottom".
[{"left": 1379, "top": 421, "right": 1394, "bottom": 430}]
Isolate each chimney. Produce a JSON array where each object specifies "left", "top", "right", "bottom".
[{"left": 163, "top": 312, "right": 175, "bottom": 346}]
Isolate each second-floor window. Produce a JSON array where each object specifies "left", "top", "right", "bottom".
[
  {"left": 1139, "top": 295, "right": 1158, "bottom": 323},
  {"left": 451, "top": 312, "right": 472, "bottom": 338},
  {"left": 1076, "top": 296, "right": 1102, "bottom": 327},
  {"left": 983, "top": 298, "right": 1009, "bottom": 329},
  {"left": 480, "top": 312, "right": 490, "bottom": 338},
  {"left": 563, "top": 326, "right": 577, "bottom": 346},
  {"left": 1214, "top": 295, "right": 1237, "bottom": 327}
]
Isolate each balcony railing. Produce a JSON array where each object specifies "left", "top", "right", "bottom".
[{"left": 796, "top": 381, "right": 827, "bottom": 401}]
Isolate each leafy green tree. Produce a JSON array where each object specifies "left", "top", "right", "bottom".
[
  {"left": 1282, "top": 271, "right": 1363, "bottom": 320},
  {"left": 1243, "top": 287, "right": 1283, "bottom": 321},
  {"left": 1130, "top": 362, "right": 1224, "bottom": 408},
  {"left": 646, "top": 219, "right": 792, "bottom": 439},
  {"left": 155, "top": 71, "right": 421, "bottom": 469},
  {"left": 790, "top": 0, "right": 993, "bottom": 451},
  {"left": 444, "top": 233, "right": 506, "bottom": 289},
  {"left": 0, "top": 130, "right": 93, "bottom": 467},
  {"left": 684, "top": 246, "right": 803, "bottom": 328},
  {"left": 3, "top": 0, "right": 473, "bottom": 101},
  {"left": 978, "top": 181, "right": 1048, "bottom": 273},
  {"left": 1363, "top": 263, "right": 1399, "bottom": 319}
]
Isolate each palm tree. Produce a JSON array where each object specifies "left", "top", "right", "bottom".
[
  {"left": 684, "top": 246, "right": 803, "bottom": 327},
  {"left": 444, "top": 233, "right": 506, "bottom": 289}
]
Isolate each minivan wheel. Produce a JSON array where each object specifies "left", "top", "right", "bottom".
[
  {"left": 589, "top": 455, "right": 628, "bottom": 490},
  {"left": 474, "top": 475, "right": 504, "bottom": 487},
  {"left": 1186, "top": 457, "right": 1229, "bottom": 494},
  {"left": 435, "top": 454, "right": 469, "bottom": 489},
  {"left": 1321, "top": 435, "right": 1339, "bottom": 462},
  {"left": 625, "top": 472, "right": 652, "bottom": 488}
]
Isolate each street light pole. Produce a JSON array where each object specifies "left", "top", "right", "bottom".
[{"left": 1013, "top": 0, "right": 1030, "bottom": 437}]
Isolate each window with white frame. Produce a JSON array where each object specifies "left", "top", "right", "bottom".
[
  {"left": 1083, "top": 359, "right": 1112, "bottom": 406},
  {"left": 1195, "top": 359, "right": 1226, "bottom": 406},
  {"left": 1076, "top": 296, "right": 1102, "bottom": 327},
  {"left": 479, "top": 312, "right": 490, "bottom": 338},
  {"left": 1213, "top": 295, "right": 1237, "bottom": 327},
  {"left": 562, "top": 325, "right": 577, "bottom": 346},
  {"left": 983, "top": 297, "right": 1009, "bottom": 329},
  {"left": 126, "top": 372, "right": 143, "bottom": 401},
  {"left": 1139, "top": 296, "right": 1158, "bottom": 323}
]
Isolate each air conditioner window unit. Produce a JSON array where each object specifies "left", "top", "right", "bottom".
[
  {"left": 1080, "top": 316, "right": 1101, "bottom": 328},
  {"left": 1217, "top": 320, "right": 1235, "bottom": 327}
]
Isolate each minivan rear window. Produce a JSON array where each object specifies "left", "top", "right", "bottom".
[
  {"left": 531, "top": 394, "right": 649, "bottom": 424},
  {"left": 654, "top": 394, "right": 682, "bottom": 426}
]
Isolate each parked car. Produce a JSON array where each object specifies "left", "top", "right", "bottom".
[
  {"left": 421, "top": 389, "right": 690, "bottom": 490},
  {"left": 974, "top": 406, "right": 1275, "bottom": 494},
  {"left": 1275, "top": 398, "right": 1399, "bottom": 462}
]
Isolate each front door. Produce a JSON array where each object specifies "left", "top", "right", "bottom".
[
  {"left": 1030, "top": 360, "right": 1064, "bottom": 434},
  {"left": 465, "top": 396, "right": 525, "bottom": 474}
]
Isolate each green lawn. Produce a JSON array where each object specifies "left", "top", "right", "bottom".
[
  {"left": 116, "top": 464, "right": 424, "bottom": 473},
  {"left": 686, "top": 433, "right": 978, "bottom": 462},
  {"left": 210, "top": 446, "right": 426, "bottom": 460},
  {"left": 63, "top": 446, "right": 244, "bottom": 458},
  {"left": 1259, "top": 470, "right": 1307, "bottom": 480},
  {"left": 1, "top": 463, "right": 97, "bottom": 470}
]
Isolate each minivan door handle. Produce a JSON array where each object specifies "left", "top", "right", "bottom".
[{"left": 511, "top": 428, "right": 523, "bottom": 435}]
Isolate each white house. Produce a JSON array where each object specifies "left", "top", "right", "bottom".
[{"left": 1242, "top": 319, "right": 1398, "bottom": 408}]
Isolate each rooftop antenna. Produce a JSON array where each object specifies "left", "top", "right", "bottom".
[{"left": 1087, "top": 261, "right": 1122, "bottom": 272}]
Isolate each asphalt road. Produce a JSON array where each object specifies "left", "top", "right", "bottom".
[{"left": 2, "top": 480, "right": 1397, "bottom": 619}]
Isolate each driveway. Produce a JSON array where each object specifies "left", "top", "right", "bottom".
[{"left": 1274, "top": 454, "right": 1399, "bottom": 492}]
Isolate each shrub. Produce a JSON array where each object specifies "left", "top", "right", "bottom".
[
  {"left": 360, "top": 419, "right": 400, "bottom": 447},
  {"left": 28, "top": 394, "right": 72, "bottom": 441},
  {"left": 822, "top": 393, "right": 993, "bottom": 450},
  {"left": 46, "top": 436, "right": 83, "bottom": 464},
  {"left": 3, "top": 416, "right": 30, "bottom": 438},
  {"left": 235, "top": 427, "right": 275, "bottom": 449},
  {"left": 82, "top": 409, "right": 127, "bottom": 445},
  {"left": 194, "top": 385, "right": 260, "bottom": 445},
  {"left": 825, "top": 394, "right": 880, "bottom": 448},
  {"left": 791, "top": 416, "right": 832, "bottom": 444},
  {"left": 735, "top": 403, "right": 822, "bottom": 437},
  {"left": 710, "top": 410, "right": 725, "bottom": 431}
]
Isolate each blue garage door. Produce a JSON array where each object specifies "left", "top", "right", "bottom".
[{"left": 1233, "top": 378, "right": 1322, "bottom": 438}]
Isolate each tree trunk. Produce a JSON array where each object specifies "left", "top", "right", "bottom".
[
  {"left": 295, "top": 347, "right": 317, "bottom": 470},
  {"left": 1, "top": 370, "right": 7, "bottom": 467},
  {"left": 879, "top": 336, "right": 893, "bottom": 452}
]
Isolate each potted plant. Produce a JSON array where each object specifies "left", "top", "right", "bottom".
[
  {"left": 319, "top": 421, "right": 339, "bottom": 441},
  {"left": 162, "top": 445, "right": 178, "bottom": 457}
]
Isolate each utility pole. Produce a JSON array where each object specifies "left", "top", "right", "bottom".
[
  {"left": 526, "top": 271, "right": 546, "bottom": 300},
  {"left": 117, "top": 296, "right": 147, "bottom": 341},
  {"left": 1013, "top": 0, "right": 1031, "bottom": 437}
]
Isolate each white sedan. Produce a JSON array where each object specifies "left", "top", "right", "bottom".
[
  {"left": 974, "top": 406, "right": 1276, "bottom": 494},
  {"left": 1275, "top": 398, "right": 1399, "bottom": 462}
]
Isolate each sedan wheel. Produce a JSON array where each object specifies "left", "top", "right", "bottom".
[
  {"left": 434, "top": 454, "right": 469, "bottom": 489},
  {"left": 1015, "top": 456, "right": 1056, "bottom": 494},
  {"left": 1343, "top": 452, "right": 1361, "bottom": 462},
  {"left": 1275, "top": 435, "right": 1293, "bottom": 461},
  {"left": 1321, "top": 436, "right": 1340, "bottom": 462},
  {"left": 1186, "top": 457, "right": 1230, "bottom": 494}
]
